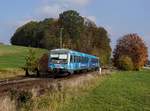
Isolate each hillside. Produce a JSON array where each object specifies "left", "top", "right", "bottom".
[
  {"left": 0, "top": 45, "right": 47, "bottom": 79},
  {"left": 0, "top": 45, "right": 47, "bottom": 69}
]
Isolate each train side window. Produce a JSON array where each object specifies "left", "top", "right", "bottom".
[
  {"left": 82, "top": 57, "right": 84, "bottom": 63},
  {"left": 83, "top": 57, "right": 85, "bottom": 63},
  {"left": 85, "top": 57, "right": 87, "bottom": 63},
  {"left": 81, "top": 57, "right": 83, "bottom": 63},
  {"left": 70, "top": 55, "right": 72, "bottom": 62},
  {"left": 79, "top": 56, "right": 81, "bottom": 62},
  {"left": 75, "top": 56, "right": 77, "bottom": 63},
  {"left": 86, "top": 57, "right": 88, "bottom": 63},
  {"left": 79, "top": 56, "right": 80, "bottom": 62},
  {"left": 77, "top": 56, "right": 79, "bottom": 62},
  {"left": 74, "top": 56, "right": 75, "bottom": 63},
  {"left": 70, "top": 55, "right": 73, "bottom": 63}
]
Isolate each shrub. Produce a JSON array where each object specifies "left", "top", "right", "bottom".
[
  {"left": 23, "top": 48, "right": 39, "bottom": 76},
  {"left": 10, "top": 89, "right": 33, "bottom": 110},
  {"left": 118, "top": 55, "right": 133, "bottom": 71},
  {"left": 38, "top": 53, "right": 48, "bottom": 72}
]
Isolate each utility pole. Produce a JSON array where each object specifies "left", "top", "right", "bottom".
[{"left": 60, "top": 27, "right": 64, "bottom": 48}]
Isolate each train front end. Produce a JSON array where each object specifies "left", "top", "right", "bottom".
[{"left": 48, "top": 49, "right": 70, "bottom": 75}]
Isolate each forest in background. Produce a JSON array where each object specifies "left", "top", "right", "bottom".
[{"left": 11, "top": 10, "right": 111, "bottom": 65}]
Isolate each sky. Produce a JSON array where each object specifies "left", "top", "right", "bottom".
[{"left": 0, "top": 0, "right": 150, "bottom": 58}]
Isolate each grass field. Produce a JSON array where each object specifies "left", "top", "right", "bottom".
[
  {"left": 0, "top": 45, "right": 47, "bottom": 69},
  {"left": 0, "top": 45, "right": 47, "bottom": 79},
  {"left": 60, "top": 70, "right": 150, "bottom": 111}
]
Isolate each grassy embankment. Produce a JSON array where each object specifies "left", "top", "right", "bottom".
[
  {"left": 60, "top": 70, "right": 150, "bottom": 111},
  {"left": 14, "top": 69, "right": 149, "bottom": 111},
  {"left": 0, "top": 45, "right": 47, "bottom": 79}
]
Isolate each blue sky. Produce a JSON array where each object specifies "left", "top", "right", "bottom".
[{"left": 0, "top": 0, "right": 150, "bottom": 57}]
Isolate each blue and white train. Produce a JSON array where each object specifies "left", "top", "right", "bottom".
[{"left": 48, "top": 49, "right": 101, "bottom": 75}]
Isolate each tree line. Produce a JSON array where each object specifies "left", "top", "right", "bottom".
[
  {"left": 11, "top": 10, "right": 111, "bottom": 65},
  {"left": 11, "top": 10, "right": 148, "bottom": 70}
]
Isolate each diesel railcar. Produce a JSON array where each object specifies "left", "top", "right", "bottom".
[{"left": 48, "top": 49, "right": 100, "bottom": 75}]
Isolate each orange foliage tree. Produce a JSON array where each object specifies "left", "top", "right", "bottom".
[{"left": 113, "top": 33, "right": 148, "bottom": 70}]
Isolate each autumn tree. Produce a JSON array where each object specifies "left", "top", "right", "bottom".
[{"left": 113, "top": 33, "right": 148, "bottom": 70}]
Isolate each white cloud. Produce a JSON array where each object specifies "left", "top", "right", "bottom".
[
  {"left": 37, "top": 4, "right": 65, "bottom": 18},
  {"left": 87, "top": 16, "right": 96, "bottom": 23},
  {"left": 42, "top": 0, "right": 92, "bottom": 6},
  {"left": 60, "top": 0, "right": 91, "bottom": 6},
  {"left": 36, "top": 0, "right": 94, "bottom": 19},
  {"left": 101, "top": 25, "right": 112, "bottom": 35},
  {"left": 16, "top": 18, "right": 37, "bottom": 27}
]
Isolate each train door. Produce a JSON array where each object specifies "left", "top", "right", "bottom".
[{"left": 70, "top": 55, "right": 75, "bottom": 70}]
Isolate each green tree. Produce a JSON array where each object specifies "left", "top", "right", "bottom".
[
  {"left": 11, "top": 21, "right": 39, "bottom": 47},
  {"left": 80, "top": 25, "right": 111, "bottom": 65},
  {"left": 37, "top": 19, "right": 60, "bottom": 49},
  {"left": 59, "top": 10, "right": 84, "bottom": 49},
  {"left": 23, "top": 48, "right": 39, "bottom": 76}
]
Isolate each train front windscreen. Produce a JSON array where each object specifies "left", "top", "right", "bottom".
[{"left": 50, "top": 53, "right": 68, "bottom": 64}]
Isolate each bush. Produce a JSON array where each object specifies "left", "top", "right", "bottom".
[
  {"left": 10, "top": 89, "right": 33, "bottom": 110},
  {"left": 118, "top": 55, "right": 133, "bottom": 71},
  {"left": 23, "top": 48, "right": 39, "bottom": 76},
  {"left": 38, "top": 53, "right": 48, "bottom": 72}
]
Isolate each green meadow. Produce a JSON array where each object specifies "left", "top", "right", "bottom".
[
  {"left": 0, "top": 45, "right": 47, "bottom": 79},
  {"left": 60, "top": 70, "right": 150, "bottom": 111},
  {"left": 0, "top": 45, "right": 47, "bottom": 69}
]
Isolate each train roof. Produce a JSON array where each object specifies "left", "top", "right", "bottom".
[{"left": 50, "top": 49, "right": 99, "bottom": 59}]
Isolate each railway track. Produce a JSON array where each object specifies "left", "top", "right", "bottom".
[
  {"left": 0, "top": 70, "right": 107, "bottom": 96},
  {"left": 0, "top": 69, "right": 108, "bottom": 86},
  {"left": 0, "top": 78, "right": 43, "bottom": 86},
  {"left": 0, "top": 73, "right": 55, "bottom": 86}
]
